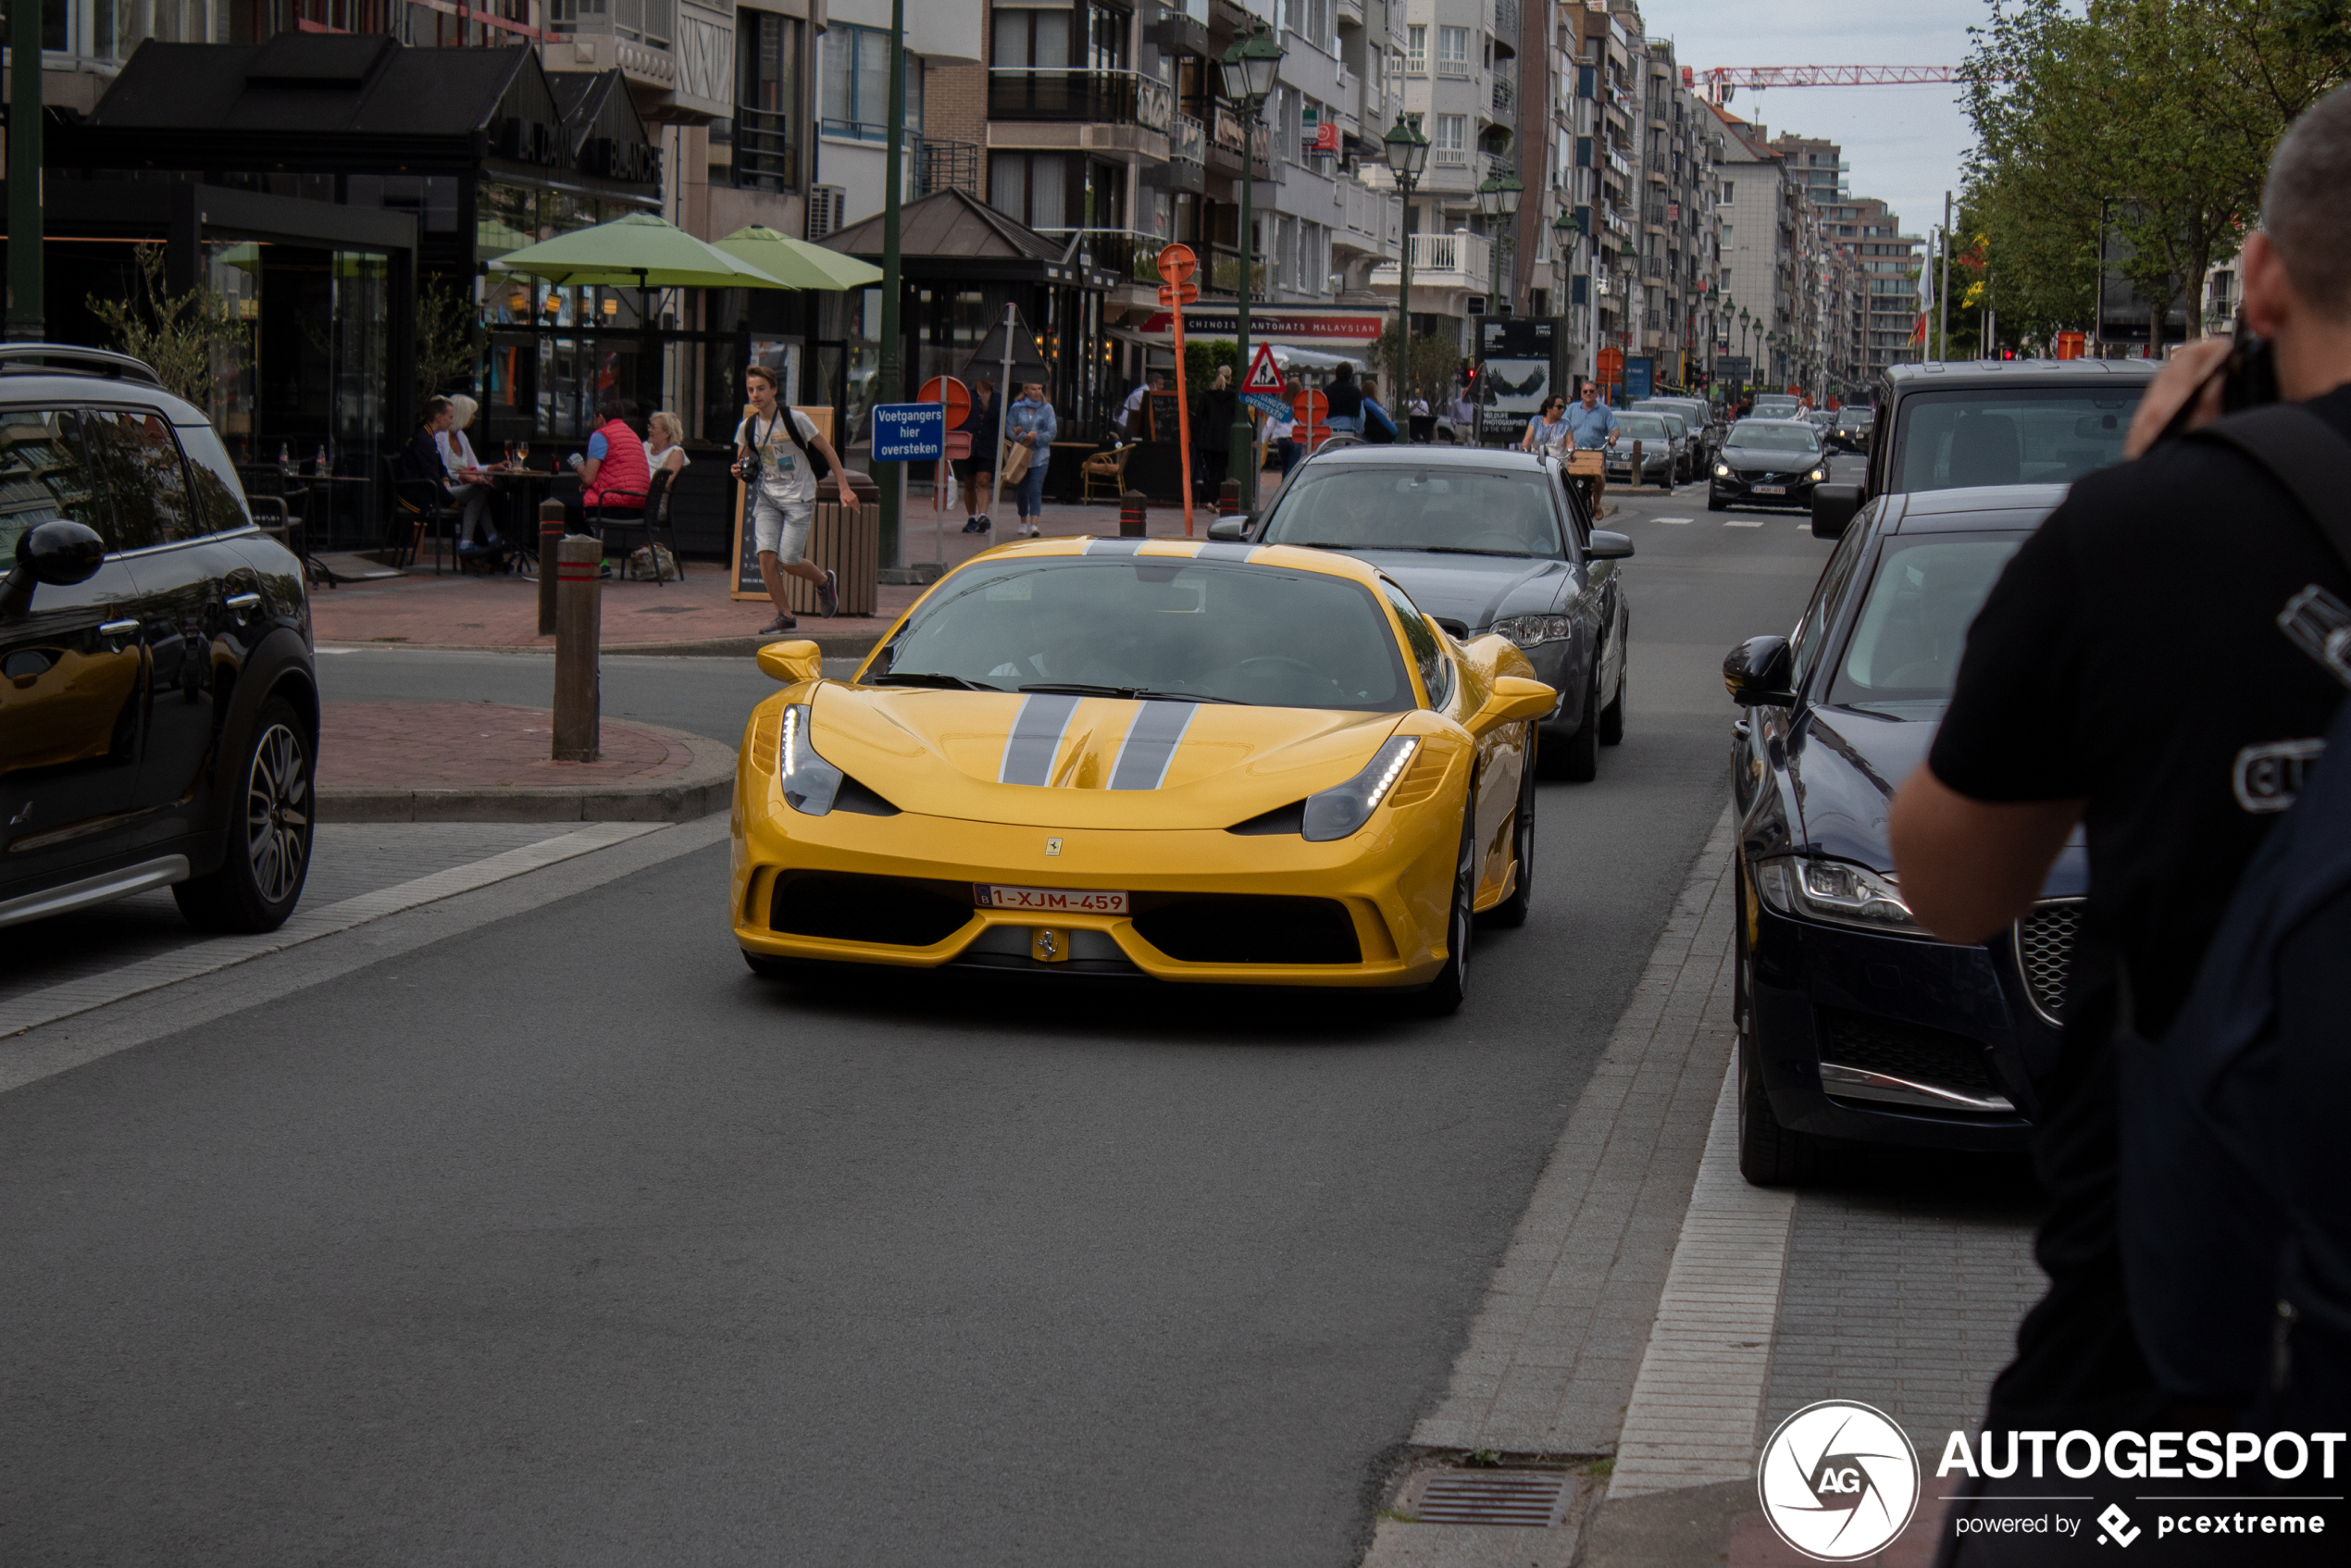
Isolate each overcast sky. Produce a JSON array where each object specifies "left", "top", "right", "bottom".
[{"left": 1632, "top": 0, "right": 1984, "bottom": 239}]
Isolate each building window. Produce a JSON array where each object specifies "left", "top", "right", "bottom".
[
  {"left": 1086, "top": 0, "right": 1127, "bottom": 71},
  {"left": 1432, "top": 114, "right": 1466, "bottom": 167},
  {"left": 1721, "top": 180, "right": 1734, "bottom": 202},
  {"left": 736, "top": 9, "right": 803, "bottom": 190},
  {"left": 1437, "top": 25, "right": 1469, "bottom": 76},
  {"left": 1405, "top": 23, "right": 1425, "bottom": 73},
  {"left": 824, "top": 22, "right": 921, "bottom": 142},
  {"left": 989, "top": 150, "right": 1069, "bottom": 229},
  {"left": 994, "top": 5, "right": 1072, "bottom": 69}
]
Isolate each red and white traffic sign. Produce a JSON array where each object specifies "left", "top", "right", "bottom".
[{"left": 1243, "top": 342, "right": 1285, "bottom": 394}]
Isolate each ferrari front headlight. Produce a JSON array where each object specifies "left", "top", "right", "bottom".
[
  {"left": 1491, "top": 614, "right": 1574, "bottom": 648},
  {"left": 777, "top": 702, "right": 845, "bottom": 815},
  {"left": 1302, "top": 735, "right": 1419, "bottom": 841},
  {"left": 1752, "top": 855, "right": 1925, "bottom": 935}
]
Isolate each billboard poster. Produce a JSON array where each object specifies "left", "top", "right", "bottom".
[
  {"left": 1623, "top": 355, "right": 1654, "bottom": 404},
  {"left": 1476, "top": 317, "right": 1556, "bottom": 443}
]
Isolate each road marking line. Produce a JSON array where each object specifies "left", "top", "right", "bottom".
[
  {"left": 1723, "top": 519, "right": 1765, "bottom": 528},
  {"left": 0, "top": 822, "right": 666, "bottom": 1040},
  {"left": 1651, "top": 516, "right": 1692, "bottom": 525},
  {"left": 1606, "top": 1051, "right": 1797, "bottom": 1499}
]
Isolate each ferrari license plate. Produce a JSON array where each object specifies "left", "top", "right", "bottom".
[
  {"left": 1751, "top": 483, "right": 1787, "bottom": 494},
  {"left": 976, "top": 884, "right": 1130, "bottom": 915}
]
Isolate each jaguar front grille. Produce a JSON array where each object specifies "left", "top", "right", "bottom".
[{"left": 2014, "top": 900, "right": 2082, "bottom": 1027}]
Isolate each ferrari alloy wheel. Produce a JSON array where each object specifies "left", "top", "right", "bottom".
[
  {"left": 1485, "top": 735, "right": 1536, "bottom": 928},
  {"left": 1421, "top": 804, "right": 1477, "bottom": 1015},
  {"left": 175, "top": 697, "right": 314, "bottom": 934}
]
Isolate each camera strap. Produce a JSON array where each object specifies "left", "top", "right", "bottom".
[{"left": 2186, "top": 404, "right": 2351, "bottom": 578}]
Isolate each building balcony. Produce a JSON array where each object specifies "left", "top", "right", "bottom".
[
  {"left": 989, "top": 68, "right": 1173, "bottom": 134},
  {"left": 1208, "top": 243, "right": 1269, "bottom": 297},
  {"left": 1494, "top": 0, "right": 1519, "bottom": 37},
  {"left": 1035, "top": 227, "right": 1165, "bottom": 286},
  {"left": 1207, "top": 104, "right": 1273, "bottom": 176},
  {"left": 922, "top": 138, "right": 980, "bottom": 199},
  {"left": 1367, "top": 229, "right": 1495, "bottom": 293},
  {"left": 731, "top": 105, "right": 799, "bottom": 193}
]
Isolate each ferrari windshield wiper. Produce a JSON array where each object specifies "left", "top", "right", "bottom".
[
  {"left": 1420, "top": 546, "right": 1543, "bottom": 557},
  {"left": 1017, "top": 683, "right": 1243, "bottom": 704},
  {"left": 868, "top": 671, "right": 1000, "bottom": 691}
]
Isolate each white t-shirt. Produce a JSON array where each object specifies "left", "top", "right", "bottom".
[
  {"left": 736, "top": 408, "right": 821, "bottom": 510},
  {"left": 645, "top": 442, "right": 689, "bottom": 473},
  {"left": 1263, "top": 405, "right": 1295, "bottom": 441}
]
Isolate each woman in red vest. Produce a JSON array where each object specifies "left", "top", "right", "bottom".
[{"left": 563, "top": 398, "right": 652, "bottom": 534}]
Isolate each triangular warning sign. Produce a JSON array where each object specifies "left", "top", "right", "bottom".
[{"left": 1243, "top": 342, "right": 1285, "bottom": 393}]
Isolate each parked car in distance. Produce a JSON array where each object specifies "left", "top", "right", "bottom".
[
  {"left": 1725, "top": 483, "right": 2080, "bottom": 1182},
  {"left": 1810, "top": 357, "right": 2158, "bottom": 539},
  {"left": 1232, "top": 444, "right": 1633, "bottom": 782},
  {"left": 1633, "top": 396, "right": 1719, "bottom": 468},
  {"left": 0, "top": 344, "right": 317, "bottom": 935},
  {"left": 1605, "top": 410, "right": 1684, "bottom": 490},
  {"left": 1708, "top": 418, "right": 1828, "bottom": 512}
]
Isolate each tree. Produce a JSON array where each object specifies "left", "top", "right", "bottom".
[
  {"left": 1371, "top": 318, "right": 1456, "bottom": 404},
  {"left": 415, "top": 274, "right": 482, "bottom": 404},
  {"left": 1962, "top": 0, "right": 2350, "bottom": 346},
  {"left": 86, "top": 244, "right": 248, "bottom": 411}
]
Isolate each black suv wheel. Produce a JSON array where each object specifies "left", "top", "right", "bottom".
[{"left": 176, "top": 697, "right": 315, "bottom": 933}]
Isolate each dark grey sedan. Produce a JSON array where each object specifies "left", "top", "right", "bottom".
[{"left": 1216, "top": 447, "right": 1633, "bottom": 781}]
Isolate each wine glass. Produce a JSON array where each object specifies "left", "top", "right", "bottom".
[{"left": 516, "top": 442, "right": 531, "bottom": 471}]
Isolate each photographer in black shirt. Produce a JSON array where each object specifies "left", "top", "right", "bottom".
[{"left": 1892, "top": 86, "right": 2351, "bottom": 1562}]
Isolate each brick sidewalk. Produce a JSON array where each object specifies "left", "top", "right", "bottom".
[
  {"left": 307, "top": 491, "right": 1240, "bottom": 653},
  {"left": 317, "top": 703, "right": 696, "bottom": 790}
]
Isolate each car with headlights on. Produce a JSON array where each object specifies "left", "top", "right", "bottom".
[
  {"left": 1708, "top": 418, "right": 1829, "bottom": 512},
  {"left": 1223, "top": 445, "right": 1632, "bottom": 782},
  {"left": 733, "top": 536, "right": 1559, "bottom": 1014},
  {"left": 1723, "top": 483, "right": 2082, "bottom": 1184},
  {"left": 1603, "top": 410, "right": 1684, "bottom": 491},
  {"left": 1827, "top": 404, "right": 1875, "bottom": 454}
]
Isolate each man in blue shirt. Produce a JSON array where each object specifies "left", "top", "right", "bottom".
[{"left": 1561, "top": 380, "right": 1620, "bottom": 515}]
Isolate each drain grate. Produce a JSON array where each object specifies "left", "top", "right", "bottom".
[{"left": 1413, "top": 1470, "right": 1572, "bottom": 1526}]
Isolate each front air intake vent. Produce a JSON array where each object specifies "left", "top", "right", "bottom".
[
  {"left": 1132, "top": 895, "right": 1360, "bottom": 964},
  {"left": 2014, "top": 900, "right": 2081, "bottom": 1027},
  {"left": 769, "top": 873, "right": 970, "bottom": 947}
]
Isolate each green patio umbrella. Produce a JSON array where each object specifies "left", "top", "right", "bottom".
[
  {"left": 491, "top": 212, "right": 792, "bottom": 290},
  {"left": 714, "top": 225, "right": 883, "bottom": 292}
]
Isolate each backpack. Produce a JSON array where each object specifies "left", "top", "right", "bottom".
[
  {"left": 2117, "top": 403, "right": 2351, "bottom": 1419},
  {"left": 752, "top": 408, "right": 831, "bottom": 484}
]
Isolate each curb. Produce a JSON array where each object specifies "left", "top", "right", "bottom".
[
  {"left": 320, "top": 633, "right": 885, "bottom": 660},
  {"left": 317, "top": 721, "right": 738, "bottom": 824}
]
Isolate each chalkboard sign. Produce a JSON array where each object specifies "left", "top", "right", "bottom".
[{"left": 1149, "top": 391, "right": 1183, "bottom": 442}]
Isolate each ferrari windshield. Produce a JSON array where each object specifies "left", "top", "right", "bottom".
[
  {"left": 1829, "top": 533, "right": 2025, "bottom": 712},
  {"left": 1258, "top": 465, "right": 1566, "bottom": 558},
  {"left": 866, "top": 555, "right": 1415, "bottom": 711},
  {"left": 1724, "top": 422, "right": 1822, "bottom": 454}
]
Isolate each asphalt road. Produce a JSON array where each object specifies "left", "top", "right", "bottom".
[{"left": 1, "top": 485, "right": 1833, "bottom": 1566}]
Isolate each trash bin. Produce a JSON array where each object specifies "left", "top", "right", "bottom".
[{"left": 782, "top": 500, "right": 877, "bottom": 617}]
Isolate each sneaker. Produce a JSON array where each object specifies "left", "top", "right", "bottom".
[
  {"left": 976, "top": 515, "right": 992, "bottom": 533},
  {"left": 960, "top": 517, "right": 978, "bottom": 533},
  {"left": 817, "top": 566, "right": 840, "bottom": 618},
  {"left": 758, "top": 614, "right": 798, "bottom": 634}
]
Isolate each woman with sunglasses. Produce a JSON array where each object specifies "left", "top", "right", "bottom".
[{"left": 1521, "top": 394, "right": 1571, "bottom": 457}]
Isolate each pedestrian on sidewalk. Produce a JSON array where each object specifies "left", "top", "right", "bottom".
[
  {"left": 736, "top": 364, "right": 855, "bottom": 632},
  {"left": 1122, "top": 370, "right": 1162, "bottom": 441},
  {"left": 1323, "top": 362, "right": 1364, "bottom": 436},
  {"left": 957, "top": 379, "right": 998, "bottom": 535},
  {"left": 1891, "top": 85, "right": 2351, "bottom": 1564},
  {"left": 1004, "top": 380, "right": 1058, "bottom": 538},
  {"left": 1263, "top": 393, "right": 1299, "bottom": 480},
  {"left": 1358, "top": 377, "right": 1398, "bottom": 444},
  {"left": 1195, "top": 364, "right": 1235, "bottom": 491}
]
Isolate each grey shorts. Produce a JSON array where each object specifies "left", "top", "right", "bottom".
[{"left": 753, "top": 495, "right": 815, "bottom": 564}]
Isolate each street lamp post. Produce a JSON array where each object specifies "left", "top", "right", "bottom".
[
  {"left": 1474, "top": 168, "right": 1522, "bottom": 445},
  {"left": 1383, "top": 113, "right": 1431, "bottom": 421},
  {"left": 1220, "top": 20, "right": 1284, "bottom": 504},
  {"left": 1551, "top": 205, "right": 1578, "bottom": 387}
]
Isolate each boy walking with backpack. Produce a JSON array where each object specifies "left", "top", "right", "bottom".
[{"left": 737, "top": 364, "right": 857, "bottom": 633}]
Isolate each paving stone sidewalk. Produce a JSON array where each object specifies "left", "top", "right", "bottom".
[{"left": 316, "top": 703, "right": 734, "bottom": 822}]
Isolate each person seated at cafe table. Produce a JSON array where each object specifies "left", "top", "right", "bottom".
[
  {"left": 560, "top": 397, "right": 652, "bottom": 539},
  {"left": 435, "top": 393, "right": 504, "bottom": 558}
]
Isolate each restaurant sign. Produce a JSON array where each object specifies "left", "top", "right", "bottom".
[{"left": 1138, "top": 311, "right": 1385, "bottom": 340}]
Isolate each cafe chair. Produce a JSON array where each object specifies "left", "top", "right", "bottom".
[
  {"left": 1080, "top": 442, "right": 1134, "bottom": 504},
  {"left": 383, "top": 456, "right": 461, "bottom": 575},
  {"left": 597, "top": 468, "right": 681, "bottom": 585}
]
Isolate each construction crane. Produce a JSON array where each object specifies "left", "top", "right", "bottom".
[{"left": 1685, "top": 65, "right": 1968, "bottom": 106}]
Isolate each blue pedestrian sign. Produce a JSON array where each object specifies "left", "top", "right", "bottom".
[{"left": 871, "top": 402, "right": 946, "bottom": 463}]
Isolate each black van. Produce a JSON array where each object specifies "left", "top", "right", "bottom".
[
  {"left": 0, "top": 346, "right": 317, "bottom": 934},
  {"left": 1810, "top": 357, "right": 2159, "bottom": 539}
]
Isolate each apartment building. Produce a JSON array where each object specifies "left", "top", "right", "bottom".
[
  {"left": 1710, "top": 102, "right": 1811, "bottom": 393},
  {"left": 1804, "top": 193, "right": 1920, "bottom": 393}
]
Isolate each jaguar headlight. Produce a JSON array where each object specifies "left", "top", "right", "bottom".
[
  {"left": 1301, "top": 736, "right": 1419, "bottom": 842},
  {"left": 1491, "top": 614, "right": 1574, "bottom": 649},
  {"left": 777, "top": 702, "right": 845, "bottom": 815},
  {"left": 1753, "top": 855, "right": 1926, "bottom": 935},
  {"left": 1714, "top": 462, "right": 1733, "bottom": 478}
]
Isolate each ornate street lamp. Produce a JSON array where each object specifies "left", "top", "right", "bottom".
[
  {"left": 1220, "top": 19, "right": 1285, "bottom": 502},
  {"left": 1383, "top": 112, "right": 1431, "bottom": 423},
  {"left": 1473, "top": 168, "right": 1522, "bottom": 444}
]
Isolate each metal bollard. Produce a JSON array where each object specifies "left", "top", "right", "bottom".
[
  {"left": 1217, "top": 479, "right": 1242, "bottom": 519},
  {"left": 552, "top": 534, "right": 601, "bottom": 763},
  {"left": 1119, "top": 489, "right": 1148, "bottom": 538},
  {"left": 537, "top": 498, "right": 566, "bottom": 636}
]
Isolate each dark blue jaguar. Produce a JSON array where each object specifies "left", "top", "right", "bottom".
[{"left": 1723, "top": 483, "right": 2084, "bottom": 1184}]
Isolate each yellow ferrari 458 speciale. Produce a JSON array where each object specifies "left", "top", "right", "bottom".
[{"left": 730, "top": 536, "right": 1555, "bottom": 1013}]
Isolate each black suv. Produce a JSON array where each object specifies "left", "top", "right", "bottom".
[
  {"left": 1, "top": 346, "right": 317, "bottom": 934},
  {"left": 1810, "top": 357, "right": 2158, "bottom": 538}
]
